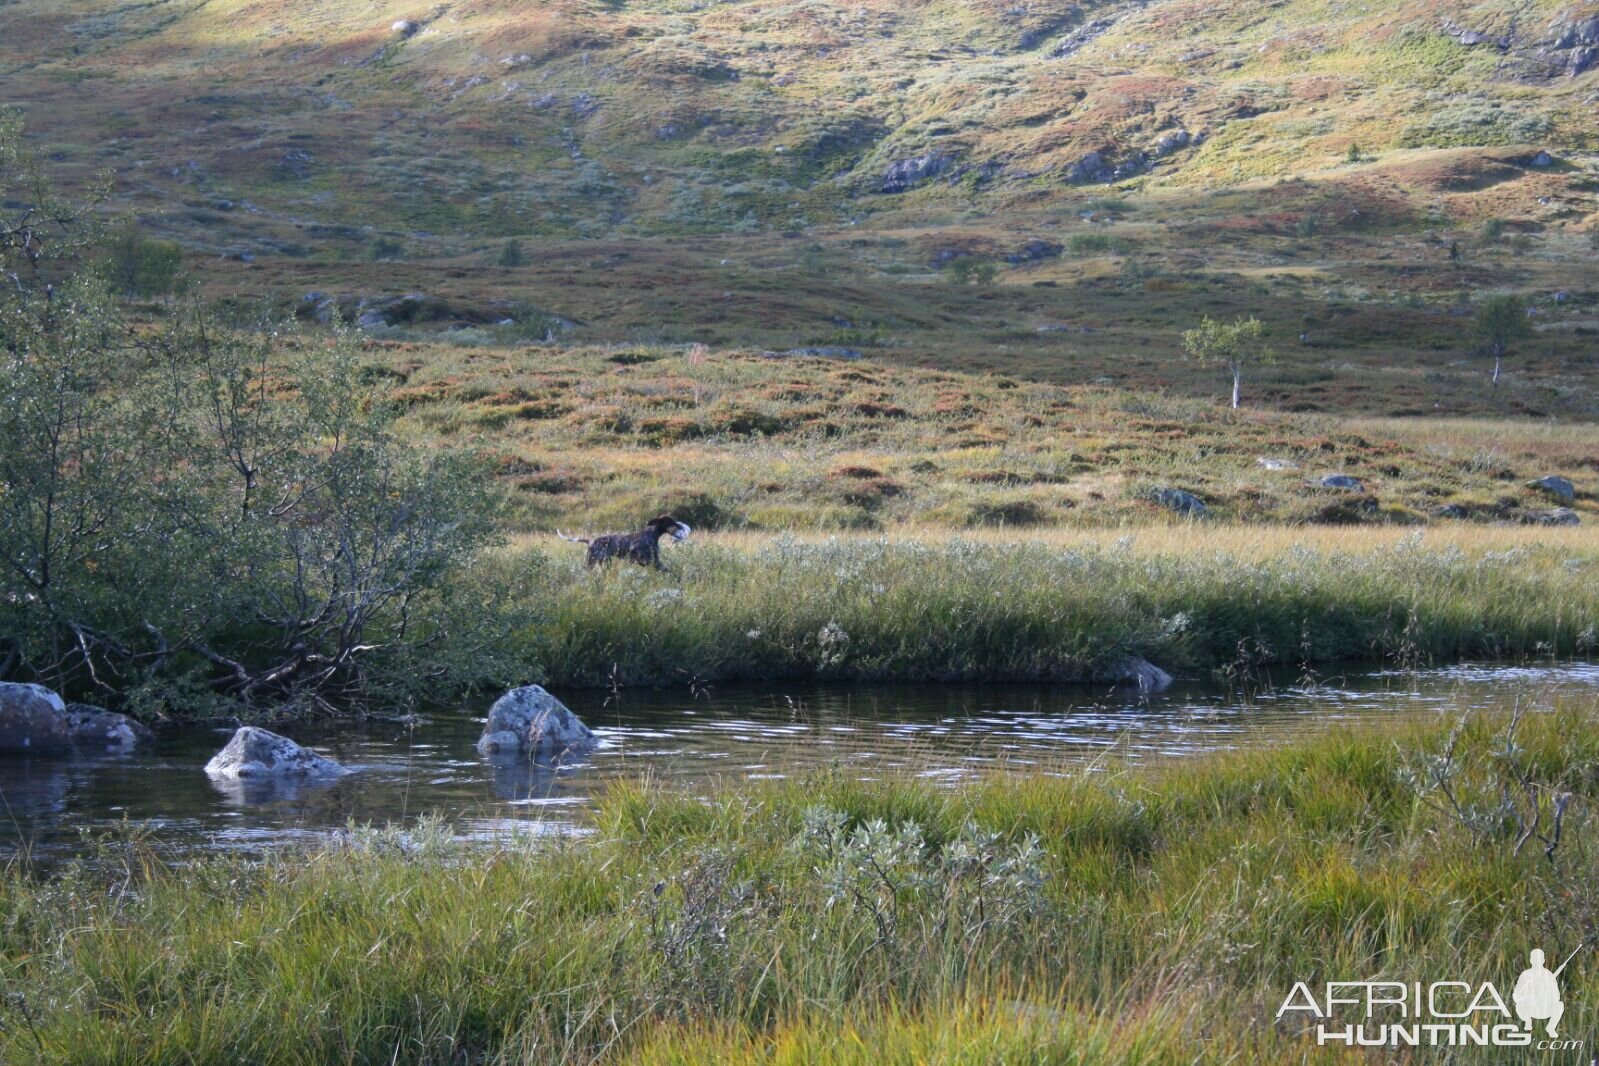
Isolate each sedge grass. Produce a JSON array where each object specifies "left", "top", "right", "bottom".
[{"left": 493, "top": 527, "right": 1599, "bottom": 688}]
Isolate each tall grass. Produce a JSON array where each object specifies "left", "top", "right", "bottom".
[
  {"left": 3, "top": 698, "right": 1597, "bottom": 1063},
  {"left": 499, "top": 530, "right": 1599, "bottom": 687}
]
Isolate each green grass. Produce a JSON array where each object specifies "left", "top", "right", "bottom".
[
  {"left": 4, "top": 698, "right": 1597, "bottom": 1063},
  {"left": 492, "top": 527, "right": 1599, "bottom": 687}
]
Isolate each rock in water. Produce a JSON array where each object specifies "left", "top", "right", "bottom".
[
  {"left": 205, "top": 726, "right": 351, "bottom": 779},
  {"left": 477, "top": 686, "right": 596, "bottom": 756},
  {"left": 1528, "top": 476, "right": 1576, "bottom": 503},
  {"left": 65, "top": 703, "right": 154, "bottom": 751},
  {"left": 1102, "top": 657, "right": 1174, "bottom": 693},
  {"left": 0, "top": 682, "right": 72, "bottom": 753}
]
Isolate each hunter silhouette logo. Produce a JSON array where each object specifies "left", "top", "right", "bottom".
[
  {"left": 1278, "top": 945, "right": 1586, "bottom": 1051},
  {"left": 1514, "top": 947, "right": 1576, "bottom": 1039}
]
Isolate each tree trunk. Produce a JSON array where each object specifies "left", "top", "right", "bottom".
[{"left": 1231, "top": 365, "right": 1242, "bottom": 409}]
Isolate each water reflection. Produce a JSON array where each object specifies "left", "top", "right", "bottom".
[{"left": 1, "top": 662, "right": 1595, "bottom": 862}]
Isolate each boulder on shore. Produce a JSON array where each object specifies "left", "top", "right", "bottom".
[
  {"left": 1100, "top": 657, "right": 1174, "bottom": 694},
  {"left": 204, "top": 726, "right": 351, "bottom": 779},
  {"left": 477, "top": 685, "right": 596, "bottom": 756},
  {"left": 0, "top": 684, "right": 152, "bottom": 754}
]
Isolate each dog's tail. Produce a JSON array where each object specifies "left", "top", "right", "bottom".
[{"left": 554, "top": 530, "right": 591, "bottom": 545}]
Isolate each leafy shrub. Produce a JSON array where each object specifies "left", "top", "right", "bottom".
[
  {"left": 943, "top": 256, "right": 997, "bottom": 285},
  {"left": 103, "top": 225, "right": 186, "bottom": 297}
]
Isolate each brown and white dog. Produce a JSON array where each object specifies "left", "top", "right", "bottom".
[{"left": 557, "top": 515, "right": 692, "bottom": 569}]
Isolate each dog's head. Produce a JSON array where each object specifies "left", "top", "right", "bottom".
[{"left": 647, "top": 514, "right": 692, "bottom": 542}]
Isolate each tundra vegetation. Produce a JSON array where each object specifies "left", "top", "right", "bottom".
[
  {"left": 0, "top": 0, "right": 1595, "bottom": 1058},
  {"left": 1, "top": 109, "right": 1596, "bottom": 718}
]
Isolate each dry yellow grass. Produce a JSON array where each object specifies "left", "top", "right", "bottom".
[{"left": 513, "top": 521, "right": 1599, "bottom": 560}]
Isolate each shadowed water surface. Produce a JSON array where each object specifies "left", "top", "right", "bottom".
[{"left": 2, "top": 662, "right": 1595, "bottom": 861}]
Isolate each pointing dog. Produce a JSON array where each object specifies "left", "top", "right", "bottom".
[{"left": 557, "top": 515, "right": 692, "bottom": 570}]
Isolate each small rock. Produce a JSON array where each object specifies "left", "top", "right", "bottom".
[
  {"left": 1101, "top": 656, "right": 1173, "bottom": 693},
  {"left": 64, "top": 703, "right": 153, "bottom": 751},
  {"left": 1434, "top": 503, "right": 1470, "bottom": 519},
  {"left": 1524, "top": 507, "right": 1580, "bottom": 526},
  {"left": 204, "top": 726, "right": 351, "bottom": 779},
  {"left": 0, "top": 682, "right": 72, "bottom": 753},
  {"left": 1529, "top": 150, "right": 1555, "bottom": 167},
  {"left": 391, "top": 19, "right": 420, "bottom": 37},
  {"left": 1257, "top": 457, "right": 1297, "bottom": 471},
  {"left": 477, "top": 685, "right": 596, "bottom": 756},
  {"left": 1152, "top": 129, "right": 1191, "bottom": 156},
  {"left": 1528, "top": 476, "right": 1575, "bottom": 502},
  {"left": 1150, "top": 488, "right": 1207, "bottom": 516},
  {"left": 1319, "top": 475, "right": 1365, "bottom": 491}
]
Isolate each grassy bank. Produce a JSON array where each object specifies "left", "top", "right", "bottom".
[
  {"left": 3, "top": 698, "right": 1596, "bottom": 1063},
  {"left": 498, "top": 527, "right": 1599, "bottom": 688}
]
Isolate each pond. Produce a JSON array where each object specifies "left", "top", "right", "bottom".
[{"left": 3, "top": 662, "right": 1596, "bottom": 862}]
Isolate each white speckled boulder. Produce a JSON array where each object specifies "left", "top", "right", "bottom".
[
  {"left": 204, "top": 726, "right": 351, "bottom": 779},
  {"left": 477, "top": 685, "right": 596, "bottom": 756}
]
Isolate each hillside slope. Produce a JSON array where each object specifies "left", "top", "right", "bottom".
[{"left": 3, "top": 0, "right": 1595, "bottom": 239}]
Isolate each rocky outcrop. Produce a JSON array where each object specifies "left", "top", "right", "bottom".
[
  {"left": 0, "top": 683, "right": 72, "bottom": 753},
  {"left": 1445, "top": 11, "right": 1599, "bottom": 79},
  {"left": 204, "top": 726, "right": 351, "bottom": 779},
  {"left": 880, "top": 153, "right": 951, "bottom": 193},
  {"left": 1049, "top": 17, "right": 1116, "bottom": 59},
  {"left": 1524, "top": 507, "right": 1580, "bottom": 526},
  {"left": 1529, "top": 476, "right": 1576, "bottom": 502},
  {"left": 1063, "top": 150, "right": 1149, "bottom": 184},
  {"left": 1150, "top": 488, "right": 1207, "bottom": 517},
  {"left": 1004, "top": 238, "right": 1064, "bottom": 264},
  {"left": 477, "top": 686, "right": 597, "bottom": 756}
]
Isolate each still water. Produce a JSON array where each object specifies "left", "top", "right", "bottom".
[{"left": 3, "top": 662, "right": 1596, "bottom": 861}]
